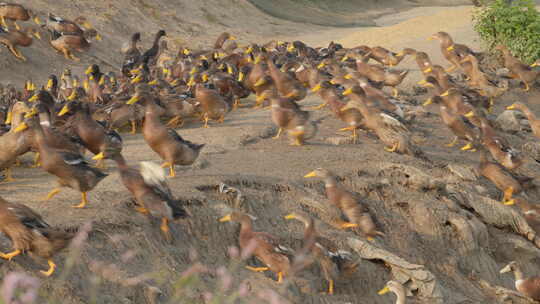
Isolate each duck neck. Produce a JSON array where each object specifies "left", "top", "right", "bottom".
[
  {"left": 513, "top": 267, "right": 525, "bottom": 282},
  {"left": 152, "top": 33, "right": 163, "bottom": 48},
  {"left": 10, "top": 111, "right": 26, "bottom": 128},
  {"left": 394, "top": 289, "right": 407, "bottom": 304},
  {"left": 38, "top": 111, "right": 52, "bottom": 128},
  {"left": 518, "top": 106, "right": 536, "bottom": 121},
  {"left": 112, "top": 153, "right": 128, "bottom": 171},
  {"left": 323, "top": 175, "right": 339, "bottom": 189},
  {"left": 239, "top": 217, "right": 253, "bottom": 238}
]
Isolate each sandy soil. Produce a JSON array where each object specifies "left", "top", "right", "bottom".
[{"left": 2, "top": 2, "right": 540, "bottom": 304}]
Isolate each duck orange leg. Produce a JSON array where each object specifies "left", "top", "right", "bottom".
[
  {"left": 0, "top": 249, "right": 21, "bottom": 260},
  {"left": 340, "top": 222, "right": 358, "bottom": 229},
  {"left": 311, "top": 103, "right": 327, "bottom": 110},
  {"left": 45, "top": 188, "right": 62, "bottom": 201},
  {"left": 72, "top": 192, "right": 88, "bottom": 208},
  {"left": 384, "top": 143, "right": 399, "bottom": 153},
  {"left": 277, "top": 272, "right": 284, "bottom": 283},
  {"left": 272, "top": 128, "right": 283, "bottom": 139},
  {"left": 160, "top": 217, "right": 172, "bottom": 243},
  {"left": 130, "top": 120, "right": 137, "bottom": 134},
  {"left": 40, "top": 260, "right": 56, "bottom": 277},
  {"left": 203, "top": 113, "right": 210, "bottom": 128},
  {"left": 2, "top": 168, "right": 15, "bottom": 183},
  {"left": 327, "top": 279, "right": 334, "bottom": 295},
  {"left": 245, "top": 266, "right": 269, "bottom": 272},
  {"left": 503, "top": 187, "right": 515, "bottom": 205}
]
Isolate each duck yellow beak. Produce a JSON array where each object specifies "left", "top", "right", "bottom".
[
  {"left": 342, "top": 88, "right": 353, "bottom": 96},
  {"left": 304, "top": 171, "right": 317, "bottom": 178},
  {"left": 228, "top": 35, "right": 236, "bottom": 41},
  {"left": 506, "top": 104, "right": 516, "bottom": 110},
  {"left": 423, "top": 67, "right": 433, "bottom": 73},
  {"left": 34, "top": 32, "right": 42, "bottom": 40},
  {"left": 284, "top": 214, "right": 296, "bottom": 220},
  {"left": 287, "top": 44, "right": 295, "bottom": 52},
  {"left": 92, "top": 152, "right": 105, "bottom": 161},
  {"left": 317, "top": 62, "right": 326, "bottom": 69},
  {"left": 447, "top": 45, "right": 455, "bottom": 51},
  {"left": 378, "top": 286, "right": 390, "bottom": 295},
  {"left": 131, "top": 75, "right": 142, "bottom": 84},
  {"left": 311, "top": 83, "right": 322, "bottom": 93},
  {"left": 244, "top": 46, "right": 253, "bottom": 54},
  {"left": 14, "top": 122, "right": 28, "bottom": 133},
  {"left": 255, "top": 93, "right": 267, "bottom": 103},
  {"left": 5, "top": 111, "right": 12, "bottom": 124},
  {"left": 422, "top": 98, "right": 433, "bottom": 106},
  {"left": 83, "top": 80, "right": 90, "bottom": 90},
  {"left": 148, "top": 79, "right": 158, "bottom": 85},
  {"left": 183, "top": 48, "right": 191, "bottom": 55},
  {"left": 58, "top": 105, "right": 70, "bottom": 116},
  {"left": 344, "top": 74, "right": 353, "bottom": 80},
  {"left": 202, "top": 74, "right": 209, "bottom": 82},
  {"left": 85, "top": 66, "right": 93, "bottom": 75},
  {"left": 531, "top": 62, "right": 539, "bottom": 68},
  {"left": 24, "top": 108, "right": 38, "bottom": 118},
  {"left": 219, "top": 214, "right": 232, "bottom": 222},
  {"left": 329, "top": 79, "right": 337, "bottom": 85},
  {"left": 187, "top": 77, "right": 196, "bottom": 87},
  {"left": 190, "top": 67, "right": 197, "bottom": 75},
  {"left": 440, "top": 90, "right": 450, "bottom": 97},
  {"left": 417, "top": 79, "right": 427, "bottom": 86},
  {"left": 254, "top": 55, "right": 262, "bottom": 64},
  {"left": 395, "top": 52, "right": 404, "bottom": 57},
  {"left": 46, "top": 79, "right": 53, "bottom": 89},
  {"left": 427, "top": 35, "right": 436, "bottom": 41},
  {"left": 238, "top": 72, "right": 245, "bottom": 82},
  {"left": 464, "top": 111, "right": 474, "bottom": 118},
  {"left": 67, "top": 90, "right": 77, "bottom": 101},
  {"left": 341, "top": 55, "right": 349, "bottom": 62},
  {"left": 28, "top": 94, "right": 38, "bottom": 102},
  {"left": 95, "top": 34, "right": 102, "bottom": 41},
  {"left": 227, "top": 65, "right": 234, "bottom": 75},
  {"left": 126, "top": 94, "right": 140, "bottom": 105},
  {"left": 254, "top": 78, "right": 266, "bottom": 87},
  {"left": 33, "top": 16, "right": 41, "bottom": 25},
  {"left": 163, "top": 68, "right": 170, "bottom": 75}
]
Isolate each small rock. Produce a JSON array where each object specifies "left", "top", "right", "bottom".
[
  {"left": 522, "top": 142, "right": 540, "bottom": 162},
  {"left": 192, "top": 158, "right": 209, "bottom": 170},
  {"left": 447, "top": 164, "right": 477, "bottom": 181},
  {"left": 325, "top": 136, "right": 356, "bottom": 145},
  {"left": 474, "top": 185, "right": 488, "bottom": 195},
  {"left": 495, "top": 110, "right": 525, "bottom": 133}
]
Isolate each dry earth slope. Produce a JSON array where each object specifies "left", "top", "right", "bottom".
[{"left": 1, "top": 1, "right": 540, "bottom": 304}]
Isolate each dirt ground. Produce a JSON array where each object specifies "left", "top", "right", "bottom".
[{"left": 2, "top": 1, "right": 540, "bottom": 303}]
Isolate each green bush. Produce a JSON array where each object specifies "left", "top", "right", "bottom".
[{"left": 473, "top": 0, "right": 540, "bottom": 64}]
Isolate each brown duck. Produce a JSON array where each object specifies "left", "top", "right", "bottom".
[
  {"left": 15, "top": 115, "right": 108, "bottom": 209},
  {"left": 429, "top": 31, "right": 477, "bottom": 73},
  {"left": 0, "top": 26, "right": 41, "bottom": 61},
  {"left": 304, "top": 168, "right": 383, "bottom": 239},
  {"left": 220, "top": 211, "right": 291, "bottom": 283},
  {"left": 496, "top": 45, "right": 539, "bottom": 91},
  {"left": 111, "top": 151, "right": 188, "bottom": 243},
  {"left": 285, "top": 212, "right": 354, "bottom": 294},
  {"left": 342, "top": 86, "right": 415, "bottom": 155},
  {"left": 500, "top": 261, "right": 540, "bottom": 301},
  {"left": 0, "top": 3, "right": 40, "bottom": 30},
  {"left": 59, "top": 101, "right": 123, "bottom": 169},
  {"left": 507, "top": 102, "right": 540, "bottom": 139},
  {"left": 194, "top": 83, "right": 229, "bottom": 127},
  {"left": 0, "top": 196, "right": 73, "bottom": 276},
  {"left": 265, "top": 90, "right": 314, "bottom": 146},
  {"left": 477, "top": 148, "right": 532, "bottom": 205},
  {"left": 127, "top": 86, "right": 205, "bottom": 177}
]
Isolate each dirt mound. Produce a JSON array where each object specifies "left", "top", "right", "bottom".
[{"left": 2, "top": 2, "right": 540, "bottom": 304}]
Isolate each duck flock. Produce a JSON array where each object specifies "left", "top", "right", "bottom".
[{"left": 1, "top": 2, "right": 540, "bottom": 303}]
